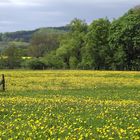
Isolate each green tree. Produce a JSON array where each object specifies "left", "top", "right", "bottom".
[
  {"left": 82, "top": 18, "right": 110, "bottom": 69},
  {"left": 69, "top": 56, "right": 78, "bottom": 69},
  {"left": 29, "top": 31, "right": 60, "bottom": 58},
  {"left": 44, "top": 51, "right": 64, "bottom": 69},
  {"left": 56, "top": 18, "right": 87, "bottom": 69},
  {"left": 4, "top": 45, "right": 22, "bottom": 69},
  {"left": 25, "top": 58, "right": 46, "bottom": 70},
  {"left": 110, "top": 7, "right": 140, "bottom": 70}
]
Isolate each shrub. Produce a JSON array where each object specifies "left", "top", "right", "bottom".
[{"left": 23, "top": 58, "right": 46, "bottom": 70}]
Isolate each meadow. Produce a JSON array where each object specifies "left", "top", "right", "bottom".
[{"left": 0, "top": 70, "right": 140, "bottom": 139}]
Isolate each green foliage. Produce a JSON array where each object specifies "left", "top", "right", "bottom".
[
  {"left": 25, "top": 58, "right": 46, "bottom": 70},
  {"left": 28, "top": 30, "right": 63, "bottom": 58},
  {"left": 0, "top": 41, "right": 29, "bottom": 54},
  {"left": 4, "top": 45, "right": 22, "bottom": 69},
  {"left": 80, "top": 47, "right": 93, "bottom": 69},
  {"left": 0, "top": 26, "right": 69, "bottom": 42},
  {"left": 44, "top": 51, "right": 64, "bottom": 69},
  {"left": 1, "top": 30, "right": 35, "bottom": 42},
  {"left": 56, "top": 18, "right": 88, "bottom": 69},
  {"left": 0, "top": 56, "right": 7, "bottom": 69},
  {"left": 69, "top": 56, "right": 78, "bottom": 69},
  {"left": 43, "top": 9, "right": 140, "bottom": 70},
  {"left": 82, "top": 18, "right": 111, "bottom": 69},
  {"left": 110, "top": 7, "right": 140, "bottom": 70}
]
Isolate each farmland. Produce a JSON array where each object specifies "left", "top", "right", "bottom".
[{"left": 0, "top": 70, "right": 140, "bottom": 139}]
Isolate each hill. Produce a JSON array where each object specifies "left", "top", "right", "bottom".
[{"left": 0, "top": 26, "right": 69, "bottom": 42}]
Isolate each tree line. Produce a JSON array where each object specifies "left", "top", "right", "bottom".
[{"left": 0, "top": 6, "right": 140, "bottom": 70}]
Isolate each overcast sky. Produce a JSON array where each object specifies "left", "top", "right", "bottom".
[{"left": 0, "top": 0, "right": 139, "bottom": 32}]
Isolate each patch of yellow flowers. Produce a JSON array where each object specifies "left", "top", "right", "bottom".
[
  {"left": 1, "top": 70, "right": 140, "bottom": 91},
  {"left": 0, "top": 70, "right": 139, "bottom": 139}
]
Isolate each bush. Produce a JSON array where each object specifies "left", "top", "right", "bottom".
[
  {"left": 23, "top": 58, "right": 46, "bottom": 70},
  {"left": 69, "top": 56, "right": 78, "bottom": 69},
  {"left": 44, "top": 51, "right": 64, "bottom": 69},
  {"left": 0, "top": 57, "right": 22, "bottom": 69}
]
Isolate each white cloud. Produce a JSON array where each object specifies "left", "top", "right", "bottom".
[
  {"left": 0, "top": 0, "right": 44, "bottom": 7},
  {"left": 0, "top": 0, "right": 140, "bottom": 32},
  {"left": 0, "top": 0, "right": 140, "bottom": 7},
  {"left": 9, "top": 0, "right": 34, "bottom": 6}
]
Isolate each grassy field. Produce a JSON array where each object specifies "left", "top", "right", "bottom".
[{"left": 0, "top": 70, "right": 140, "bottom": 139}]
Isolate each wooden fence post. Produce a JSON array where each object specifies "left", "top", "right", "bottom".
[
  {"left": 0, "top": 74, "right": 5, "bottom": 91},
  {"left": 2, "top": 74, "right": 5, "bottom": 91}
]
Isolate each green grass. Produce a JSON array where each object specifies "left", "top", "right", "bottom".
[{"left": 0, "top": 70, "right": 140, "bottom": 139}]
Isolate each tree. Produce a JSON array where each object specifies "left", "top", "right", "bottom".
[
  {"left": 44, "top": 51, "right": 64, "bottom": 69},
  {"left": 4, "top": 45, "right": 22, "bottom": 69},
  {"left": 110, "top": 7, "right": 140, "bottom": 70},
  {"left": 26, "top": 58, "right": 46, "bottom": 70},
  {"left": 69, "top": 56, "right": 78, "bottom": 69},
  {"left": 82, "top": 18, "right": 110, "bottom": 69},
  {"left": 56, "top": 18, "right": 88, "bottom": 69},
  {"left": 28, "top": 31, "right": 61, "bottom": 58}
]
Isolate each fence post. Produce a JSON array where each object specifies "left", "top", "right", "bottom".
[{"left": 2, "top": 74, "right": 5, "bottom": 91}]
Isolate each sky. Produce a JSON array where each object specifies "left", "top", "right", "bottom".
[{"left": 0, "top": 0, "right": 139, "bottom": 32}]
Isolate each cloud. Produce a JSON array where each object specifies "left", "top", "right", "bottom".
[
  {"left": 0, "top": 0, "right": 44, "bottom": 7},
  {"left": 0, "top": 0, "right": 140, "bottom": 32}
]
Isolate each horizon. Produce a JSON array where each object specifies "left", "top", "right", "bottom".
[{"left": 0, "top": 0, "right": 140, "bottom": 33}]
